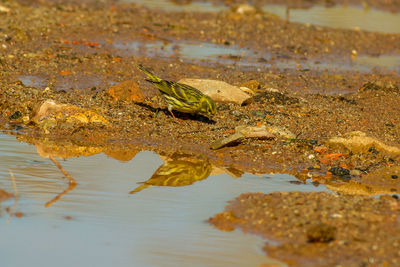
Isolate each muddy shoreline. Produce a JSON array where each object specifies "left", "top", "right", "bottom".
[
  {"left": 1, "top": 0, "right": 400, "bottom": 266},
  {"left": 209, "top": 192, "right": 400, "bottom": 266}
]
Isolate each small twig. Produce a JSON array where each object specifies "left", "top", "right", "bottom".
[
  {"left": 45, "top": 182, "right": 76, "bottom": 208},
  {"left": 45, "top": 156, "right": 77, "bottom": 208},
  {"left": 5, "top": 169, "right": 18, "bottom": 225},
  {"left": 49, "top": 156, "right": 77, "bottom": 185}
]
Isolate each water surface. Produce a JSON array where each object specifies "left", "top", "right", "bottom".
[
  {"left": 114, "top": 39, "right": 400, "bottom": 73},
  {"left": 265, "top": 4, "right": 400, "bottom": 34},
  {"left": 122, "top": 0, "right": 400, "bottom": 34},
  {"left": 18, "top": 75, "right": 47, "bottom": 89},
  {"left": 0, "top": 134, "right": 329, "bottom": 267}
]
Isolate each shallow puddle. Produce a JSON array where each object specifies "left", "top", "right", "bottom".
[
  {"left": 0, "top": 133, "right": 329, "bottom": 266},
  {"left": 265, "top": 5, "right": 400, "bottom": 34},
  {"left": 113, "top": 39, "right": 248, "bottom": 63},
  {"left": 353, "top": 54, "right": 400, "bottom": 72},
  {"left": 54, "top": 74, "right": 103, "bottom": 91},
  {"left": 114, "top": 39, "right": 400, "bottom": 74},
  {"left": 18, "top": 73, "right": 109, "bottom": 92},
  {"left": 114, "top": 1, "right": 400, "bottom": 74},
  {"left": 19, "top": 75, "right": 47, "bottom": 89},
  {"left": 123, "top": 0, "right": 400, "bottom": 34}
]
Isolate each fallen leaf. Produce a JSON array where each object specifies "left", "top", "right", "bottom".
[{"left": 59, "top": 70, "right": 71, "bottom": 75}]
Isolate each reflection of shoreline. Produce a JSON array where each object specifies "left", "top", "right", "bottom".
[
  {"left": 16, "top": 135, "right": 247, "bottom": 195},
  {"left": 18, "top": 133, "right": 247, "bottom": 176},
  {"left": 0, "top": 135, "right": 281, "bottom": 267},
  {"left": 11, "top": 133, "right": 297, "bottom": 178},
  {"left": 10, "top": 134, "right": 245, "bottom": 190},
  {"left": 13, "top": 133, "right": 399, "bottom": 198},
  {"left": 32, "top": 138, "right": 140, "bottom": 161},
  {"left": 27, "top": 137, "right": 141, "bottom": 206},
  {"left": 5, "top": 133, "right": 397, "bottom": 198}
]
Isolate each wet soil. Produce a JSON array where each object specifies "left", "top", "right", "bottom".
[
  {"left": 209, "top": 192, "right": 400, "bottom": 266},
  {"left": 1, "top": 0, "right": 400, "bottom": 265}
]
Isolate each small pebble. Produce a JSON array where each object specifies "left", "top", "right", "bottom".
[
  {"left": 329, "top": 167, "right": 350, "bottom": 176},
  {"left": 229, "top": 110, "right": 242, "bottom": 117},
  {"left": 251, "top": 111, "right": 265, "bottom": 118}
]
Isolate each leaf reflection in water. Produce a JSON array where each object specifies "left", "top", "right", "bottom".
[{"left": 130, "top": 153, "right": 212, "bottom": 194}]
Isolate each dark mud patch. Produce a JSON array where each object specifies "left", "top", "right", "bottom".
[{"left": 209, "top": 192, "right": 400, "bottom": 266}]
